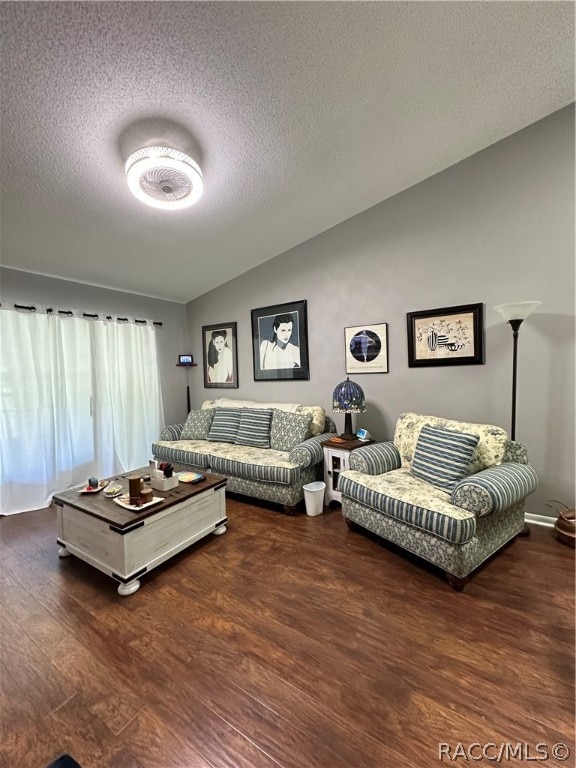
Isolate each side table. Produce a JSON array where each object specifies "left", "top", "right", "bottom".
[{"left": 320, "top": 437, "right": 375, "bottom": 505}]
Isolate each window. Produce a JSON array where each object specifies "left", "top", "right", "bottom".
[{"left": 0, "top": 309, "right": 164, "bottom": 514}]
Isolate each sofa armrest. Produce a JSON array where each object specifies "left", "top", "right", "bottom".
[
  {"left": 159, "top": 423, "right": 185, "bottom": 441},
  {"left": 451, "top": 463, "right": 538, "bottom": 517},
  {"left": 348, "top": 442, "right": 401, "bottom": 475},
  {"left": 289, "top": 433, "right": 334, "bottom": 468}
]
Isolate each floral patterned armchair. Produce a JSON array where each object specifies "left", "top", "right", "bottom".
[{"left": 338, "top": 412, "right": 538, "bottom": 590}]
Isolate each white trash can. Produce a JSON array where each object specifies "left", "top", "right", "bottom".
[{"left": 303, "top": 481, "right": 326, "bottom": 516}]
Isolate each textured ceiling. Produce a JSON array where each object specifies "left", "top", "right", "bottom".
[{"left": 1, "top": 1, "right": 574, "bottom": 303}]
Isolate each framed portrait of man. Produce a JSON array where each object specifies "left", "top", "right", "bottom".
[{"left": 251, "top": 300, "right": 310, "bottom": 381}]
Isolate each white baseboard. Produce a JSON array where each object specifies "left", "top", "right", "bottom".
[{"left": 525, "top": 512, "right": 555, "bottom": 528}]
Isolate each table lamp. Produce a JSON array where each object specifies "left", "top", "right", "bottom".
[{"left": 332, "top": 377, "right": 366, "bottom": 440}]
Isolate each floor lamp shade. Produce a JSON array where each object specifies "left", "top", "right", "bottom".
[{"left": 494, "top": 302, "right": 542, "bottom": 322}]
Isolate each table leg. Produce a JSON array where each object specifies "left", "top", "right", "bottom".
[{"left": 117, "top": 579, "right": 140, "bottom": 596}]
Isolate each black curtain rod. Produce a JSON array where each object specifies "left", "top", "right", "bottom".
[{"left": 5, "top": 303, "right": 162, "bottom": 326}]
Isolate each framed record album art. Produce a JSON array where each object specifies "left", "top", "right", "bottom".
[{"left": 345, "top": 323, "right": 389, "bottom": 374}]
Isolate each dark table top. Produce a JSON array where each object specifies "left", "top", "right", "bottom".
[
  {"left": 320, "top": 437, "right": 375, "bottom": 451},
  {"left": 53, "top": 468, "right": 226, "bottom": 530}
]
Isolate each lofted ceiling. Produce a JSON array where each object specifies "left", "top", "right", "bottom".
[{"left": 1, "top": 1, "right": 574, "bottom": 304}]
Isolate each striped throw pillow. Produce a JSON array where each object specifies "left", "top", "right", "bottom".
[
  {"left": 235, "top": 408, "right": 273, "bottom": 448},
  {"left": 207, "top": 408, "right": 242, "bottom": 443},
  {"left": 411, "top": 425, "right": 479, "bottom": 493}
]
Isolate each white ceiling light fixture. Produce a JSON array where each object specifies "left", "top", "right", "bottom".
[{"left": 125, "top": 146, "right": 203, "bottom": 210}]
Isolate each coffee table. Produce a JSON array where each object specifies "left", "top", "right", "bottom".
[{"left": 53, "top": 469, "right": 227, "bottom": 596}]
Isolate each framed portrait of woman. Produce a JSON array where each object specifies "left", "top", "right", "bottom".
[
  {"left": 202, "top": 322, "right": 239, "bottom": 388},
  {"left": 251, "top": 300, "right": 310, "bottom": 381}
]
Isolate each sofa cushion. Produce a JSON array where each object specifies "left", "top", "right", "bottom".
[
  {"left": 207, "top": 443, "right": 301, "bottom": 485},
  {"left": 207, "top": 408, "right": 242, "bottom": 443},
  {"left": 201, "top": 399, "right": 326, "bottom": 436},
  {"left": 181, "top": 409, "right": 214, "bottom": 440},
  {"left": 235, "top": 408, "right": 273, "bottom": 448},
  {"left": 151, "top": 440, "right": 211, "bottom": 469},
  {"left": 270, "top": 410, "right": 313, "bottom": 451},
  {"left": 394, "top": 412, "right": 509, "bottom": 473},
  {"left": 503, "top": 441, "right": 529, "bottom": 464},
  {"left": 411, "top": 425, "right": 479, "bottom": 493},
  {"left": 338, "top": 468, "right": 476, "bottom": 544}
]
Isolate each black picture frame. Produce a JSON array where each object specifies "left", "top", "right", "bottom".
[
  {"left": 251, "top": 300, "right": 310, "bottom": 381},
  {"left": 407, "top": 303, "right": 485, "bottom": 367},
  {"left": 202, "top": 322, "right": 239, "bottom": 388},
  {"left": 345, "top": 323, "right": 389, "bottom": 374}
]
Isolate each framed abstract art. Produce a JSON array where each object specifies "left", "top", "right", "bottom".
[
  {"left": 406, "top": 303, "right": 484, "bottom": 367},
  {"left": 345, "top": 323, "right": 389, "bottom": 374}
]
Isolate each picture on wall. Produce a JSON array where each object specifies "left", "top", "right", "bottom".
[
  {"left": 251, "top": 300, "right": 310, "bottom": 381},
  {"left": 406, "top": 303, "right": 485, "bottom": 367},
  {"left": 345, "top": 323, "right": 389, "bottom": 374},
  {"left": 202, "top": 322, "right": 239, "bottom": 388}
]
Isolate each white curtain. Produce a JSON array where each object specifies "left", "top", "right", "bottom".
[{"left": 0, "top": 307, "right": 164, "bottom": 514}]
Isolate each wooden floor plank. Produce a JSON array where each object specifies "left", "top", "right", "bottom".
[
  {"left": 0, "top": 608, "right": 76, "bottom": 718},
  {"left": 1, "top": 499, "right": 574, "bottom": 768}
]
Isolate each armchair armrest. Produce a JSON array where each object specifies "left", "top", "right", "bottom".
[
  {"left": 451, "top": 463, "right": 538, "bottom": 517},
  {"left": 289, "top": 433, "right": 334, "bottom": 468},
  {"left": 348, "top": 442, "right": 401, "bottom": 475},
  {"left": 159, "top": 423, "right": 185, "bottom": 441}
]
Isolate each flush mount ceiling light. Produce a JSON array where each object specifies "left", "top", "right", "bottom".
[{"left": 125, "top": 146, "right": 203, "bottom": 210}]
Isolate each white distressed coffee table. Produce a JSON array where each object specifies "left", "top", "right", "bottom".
[{"left": 53, "top": 470, "right": 227, "bottom": 595}]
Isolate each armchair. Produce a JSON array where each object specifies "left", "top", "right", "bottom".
[{"left": 339, "top": 412, "right": 538, "bottom": 590}]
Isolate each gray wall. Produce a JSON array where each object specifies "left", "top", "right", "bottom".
[
  {"left": 2, "top": 107, "right": 573, "bottom": 515},
  {"left": 0, "top": 269, "right": 188, "bottom": 427},
  {"left": 186, "top": 106, "right": 575, "bottom": 515}
]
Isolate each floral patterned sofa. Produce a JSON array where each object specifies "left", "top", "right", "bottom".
[
  {"left": 338, "top": 412, "right": 538, "bottom": 589},
  {"left": 152, "top": 398, "right": 336, "bottom": 513}
]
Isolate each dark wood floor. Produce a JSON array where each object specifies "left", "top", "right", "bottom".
[{"left": 1, "top": 497, "right": 574, "bottom": 768}]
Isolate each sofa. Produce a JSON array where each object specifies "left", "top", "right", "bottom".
[
  {"left": 152, "top": 398, "right": 336, "bottom": 513},
  {"left": 339, "top": 412, "right": 538, "bottom": 589}
]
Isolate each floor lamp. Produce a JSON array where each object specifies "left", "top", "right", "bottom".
[{"left": 494, "top": 301, "right": 542, "bottom": 534}]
